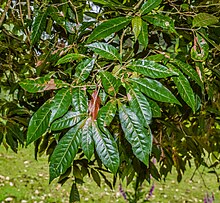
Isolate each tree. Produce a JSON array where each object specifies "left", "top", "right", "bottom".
[{"left": 0, "top": 0, "right": 220, "bottom": 201}]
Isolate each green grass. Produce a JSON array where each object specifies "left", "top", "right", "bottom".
[{"left": 0, "top": 146, "right": 219, "bottom": 203}]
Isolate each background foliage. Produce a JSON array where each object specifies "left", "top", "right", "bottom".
[{"left": 1, "top": 0, "right": 220, "bottom": 202}]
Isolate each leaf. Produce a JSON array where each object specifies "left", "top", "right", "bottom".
[
  {"left": 49, "top": 122, "right": 81, "bottom": 182},
  {"left": 88, "top": 90, "right": 101, "bottom": 120},
  {"left": 100, "top": 71, "right": 121, "bottom": 96},
  {"left": 55, "top": 54, "right": 86, "bottom": 66},
  {"left": 148, "top": 99, "right": 161, "bottom": 117},
  {"left": 92, "top": 121, "right": 119, "bottom": 174},
  {"left": 168, "top": 63, "right": 196, "bottom": 112},
  {"left": 75, "top": 58, "right": 95, "bottom": 83},
  {"left": 132, "top": 16, "right": 142, "bottom": 41},
  {"left": 138, "top": 21, "right": 148, "bottom": 48},
  {"left": 27, "top": 101, "right": 51, "bottom": 145},
  {"left": 6, "top": 122, "right": 24, "bottom": 144},
  {"left": 130, "top": 78, "right": 180, "bottom": 105},
  {"left": 72, "top": 88, "right": 88, "bottom": 113},
  {"left": 51, "top": 111, "right": 85, "bottom": 131},
  {"left": 143, "top": 14, "right": 176, "bottom": 33},
  {"left": 140, "top": 0, "right": 162, "bottom": 15},
  {"left": 172, "top": 59, "right": 203, "bottom": 89},
  {"left": 198, "top": 31, "right": 220, "bottom": 51},
  {"left": 126, "top": 84, "right": 152, "bottom": 125},
  {"left": 31, "top": 9, "right": 48, "bottom": 45},
  {"left": 81, "top": 118, "right": 94, "bottom": 160},
  {"left": 69, "top": 183, "right": 80, "bottom": 202},
  {"left": 87, "top": 17, "right": 131, "bottom": 43},
  {"left": 192, "top": 13, "right": 219, "bottom": 27},
  {"left": 86, "top": 43, "right": 121, "bottom": 62},
  {"left": 50, "top": 88, "right": 72, "bottom": 122},
  {"left": 97, "top": 100, "right": 117, "bottom": 128},
  {"left": 127, "top": 59, "right": 177, "bottom": 78},
  {"left": 118, "top": 103, "right": 152, "bottom": 166},
  {"left": 91, "top": 168, "right": 101, "bottom": 187}
]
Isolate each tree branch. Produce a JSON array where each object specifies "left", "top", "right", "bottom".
[{"left": 0, "top": 0, "right": 12, "bottom": 27}]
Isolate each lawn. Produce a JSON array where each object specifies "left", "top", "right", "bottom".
[{"left": 0, "top": 146, "right": 219, "bottom": 203}]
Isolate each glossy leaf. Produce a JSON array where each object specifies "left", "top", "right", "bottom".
[
  {"left": 49, "top": 122, "right": 81, "bottom": 182},
  {"left": 130, "top": 78, "right": 180, "bottom": 105},
  {"left": 50, "top": 88, "right": 72, "bottom": 122},
  {"left": 69, "top": 183, "right": 80, "bottom": 202},
  {"left": 55, "top": 53, "right": 86, "bottom": 66},
  {"left": 138, "top": 21, "right": 148, "bottom": 48},
  {"left": 148, "top": 99, "right": 161, "bottom": 117},
  {"left": 140, "top": 0, "right": 162, "bottom": 15},
  {"left": 132, "top": 16, "right": 142, "bottom": 41},
  {"left": 126, "top": 84, "right": 152, "bottom": 125},
  {"left": 168, "top": 64, "right": 196, "bottom": 112},
  {"left": 72, "top": 88, "right": 88, "bottom": 113},
  {"left": 87, "top": 17, "right": 131, "bottom": 43},
  {"left": 100, "top": 71, "right": 121, "bottom": 96},
  {"left": 118, "top": 103, "right": 152, "bottom": 166},
  {"left": 88, "top": 90, "right": 101, "bottom": 121},
  {"left": 81, "top": 118, "right": 94, "bottom": 160},
  {"left": 127, "top": 59, "right": 177, "bottom": 78},
  {"left": 92, "top": 121, "right": 119, "bottom": 174},
  {"left": 27, "top": 101, "right": 51, "bottom": 145},
  {"left": 86, "top": 43, "right": 121, "bottom": 61},
  {"left": 192, "top": 13, "right": 219, "bottom": 27}
]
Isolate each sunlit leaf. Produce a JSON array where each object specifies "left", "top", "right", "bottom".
[
  {"left": 192, "top": 13, "right": 218, "bottom": 27},
  {"left": 55, "top": 54, "right": 86, "bottom": 66},
  {"left": 132, "top": 16, "right": 142, "bottom": 41},
  {"left": 138, "top": 21, "right": 148, "bottom": 48},
  {"left": 140, "top": 0, "right": 162, "bottom": 15}
]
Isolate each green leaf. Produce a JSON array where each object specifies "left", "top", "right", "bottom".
[
  {"left": 143, "top": 14, "right": 176, "bottom": 33},
  {"left": 97, "top": 100, "right": 117, "bottom": 128},
  {"left": 81, "top": 118, "right": 94, "bottom": 160},
  {"left": 148, "top": 99, "right": 161, "bottom": 117},
  {"left": 173, "top": 59, "right": 203, "bottom": 89},
  {"left": 49, "top": 122, "right": 81, "bottom": 182},
  {"left": 100, "top": 71, "right": 121, "bottom": 96},
  {"left": 126, "top": 84, "right": 152, "bottom": 125},
  {"left": 132, "top": 16, "right": 142, "bottom": 41},
  {"left": 140, "top": 0, "right": 162, "bottom": 15},
  {"left": 50, "top": 88, "right": 72, "bottom": 122},
  {"left": 192, "top": 13, "right": 219, "bottom": 27},
  {"left": 86, "top": 43, "right": 121, "bottom": 62},
  {"left": 55, "top": 54, "right": 86, "bottom": 66},
  {"left": 72, "top": 88, "right": 88, "bottom": 113},
  {"left": 27, "top": 101, "right": 51, "bottom": 145},
  {"left": 31, "top": 9, "right": 48, "bottom": 45},
  {"left": 69, "top": 183, "right": 80, "bottom": 202},
  {"left": 6, "top": 122, "right": 24, "bottom": 144},
  {"left": 198, "top": 31, "right": 220, "bottom": 51},
  {"left": 168, "top": 64, "right": 196, "bottom": 112},
  {"left": 138, "top": 21, "right": 148, "bottom": 48},
  {"left": 127, "top": 59, "right": 177, "bottom": 78},
  {"left": 118, "top": 103, "right": 152, "bottom": 166},
  {"left": 75, "top": 58, "right": 95, "bottom": 83},
  {"left": 87, "top": 17, "right": 131, "bottom": 43},
  {"left": 130, "top": 78, "right": 180, "bottom": 105},
  {"left": 92, "top": 121, "right": 119, "bottom": 174},
  {"left": 91, "top": 168, "right": 101, "bottom": 187}
]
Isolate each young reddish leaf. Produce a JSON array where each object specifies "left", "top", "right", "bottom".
[{"left": 88, "top": 90, "right": 101, "bottom": 120}]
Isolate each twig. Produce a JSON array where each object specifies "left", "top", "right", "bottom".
[
  {"left": 68, "top": 0, "right": 79, "bottom": 25},
  {"left": 193, "top": 3, "right": 220, "bottom": 8},
  {"left": 26, "top": 0, "right": 31, "bottom": 19},
  {"left": 120, "top": 28, "right": 127, "bottom": 58},
  {"left": 0, "top": 0, "right": 12, "bottom": 27}
]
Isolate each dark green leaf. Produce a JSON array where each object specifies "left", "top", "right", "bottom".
[
  {"left": 91, "top": 168, "right": 101, "bottom": 187},
  {"left": 69, "top": 183, "right": 80, "bottom": 202},
  {"left": 132, "top": 16, "right": 142, "bottom": 41},
  {"left": 72, "top": 88, "right": 88, "bottom": 113},
  {"left": 138, "top": 21, "right": 148, "bottom": 48},
  {"left": 140, "top": 0, "right": 162, "bottom": 15},
  {"left": 6, "top": 122, "right": 24, "bottom": 144},
  {"left": 148, "top": 99, "right": 161, "bottom": 117},
  {"left": 192, "top": 13, "right": 219, "bottom": 27},
  {"left": 56, "top": 54, "right": 86, "bottom": 66},
  {"left": 87, "top": 17, "right": 131, "bottom": 43}
]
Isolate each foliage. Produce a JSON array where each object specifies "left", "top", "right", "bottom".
[{"left": 1, "top": 0, "right": 220, "bottom": 202}]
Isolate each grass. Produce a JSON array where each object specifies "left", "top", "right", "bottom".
[{"left": 0, "top": 146, "right": 219, "bottom": 203}]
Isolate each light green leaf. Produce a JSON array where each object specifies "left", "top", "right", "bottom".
[
  {"left": 55, "top": 54, "right": 86, "bottom": 66},
  {"left": 127, "top": 59, "right": 177, "bottom": 78},
  {"left": 49, "top": 122, "right": 82, "bottom": 182},
  {"left": 87, "top": 17, "right": 131, "bottom": 43},
  {"left": 138, "top": 21, "right": 148, "bottom": 48},
  {"left": 92, "top": 121, "right": 119, "bottom": 174},
  {"left": 27, "top": 101, "right": 51, "bottom": 145},
  {"left": 126, "top": 84, "right": 152, "bottom": 125},
  {"left": 130, "top": 78, "right": 180, "bottom": 105},
  {"left": 86, "top": 43, "right": 121, "bottom": 61},
  {"left": 50, "top": 88, "right": 72, "bottom": 122},
  {"left": 140, "top": 0, "right": 162, "bottom": 15},
  {"left": 148, "top": 99, "right": 161, "bottom": 117},
  {"left": 81, "top": 118, "right": 94, "bottom": 160},
  {"left": 173, "top": 59, "right": 203, "bottom": 89},
  {"left": 75, "top": 58, "right": 95, "bottom": 83},
  {"left": 72, "top": 88, "right": 88, "bottom": 113},
  {"left": 192, "top": 13, "right": 219, "bottom": 27},
  {"left": 100, "top": 71, "right": 121, "bottom": 96},
  {"left": 168, "top": 63, "right": 196, "bottom": 112},
  {"left": 132, "top": 16, "right": 142, "bottom": 41},
  {"left": 31, "top": 9, "right": 48, "bottom": 45},
  {"left": 118, "top": 103, "right": 152, "bottom": 166}
]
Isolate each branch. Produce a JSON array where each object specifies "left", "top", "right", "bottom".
[{"left": 0, "top": 0, "right": 12, "bottom": 27}]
